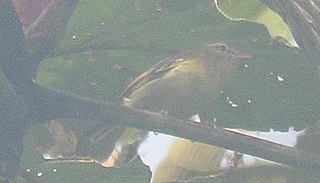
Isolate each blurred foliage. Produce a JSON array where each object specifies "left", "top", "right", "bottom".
[
  {"left": 214, "top": 0, "right": 296, "bottom": 46},
  {"left": 20, "top": 0, "right": 320, "bottom": 183},
  {"left": 0, "top": 70, "right": 14, "bottom": 99}
]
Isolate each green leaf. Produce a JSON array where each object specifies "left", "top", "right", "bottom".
[{"left": 214, "top": 0, "right": 297, "bottom": 47}]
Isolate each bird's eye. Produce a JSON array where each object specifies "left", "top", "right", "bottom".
[{"left": 217, "top": 45, "right": 227, "bottom": 52}]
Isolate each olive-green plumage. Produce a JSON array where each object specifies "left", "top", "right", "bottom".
[
  {"left": 123, "top": 43, "right": 251, "bottom": 118},
  {"left": 104, "top": 43, "right": 252, "bottom": 182}
]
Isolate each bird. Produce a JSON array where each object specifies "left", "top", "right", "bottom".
[{"left": 102, "top": 42, "right": 253, "bottom": 182}]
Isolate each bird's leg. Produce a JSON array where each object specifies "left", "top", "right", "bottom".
[
  {"left": 227, "top": 151, "right": 242, "bottom": 172},
  {"left": 207, "top": 151, "right": 243, "bottom": 179}
]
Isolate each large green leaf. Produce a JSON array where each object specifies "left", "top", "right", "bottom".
[{"left": 214, "top": 0, "right": 297, "bottom": 47}]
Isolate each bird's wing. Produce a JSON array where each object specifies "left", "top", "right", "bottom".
[{"left": 122, "top": 57, "right": 187, "bottom": 98}]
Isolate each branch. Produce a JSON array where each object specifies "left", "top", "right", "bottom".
[
  {"left": 23, "top": 0, "right": 79, "bottom": 79},
  {"left": 0, "top": 1, "right": 28, "bottom": 180},
  {"left": 0, "top": 0, "right": 79, "bottom": 181},
  {"left": 26, "top": 84, "right": 320, "bottom": 173}
]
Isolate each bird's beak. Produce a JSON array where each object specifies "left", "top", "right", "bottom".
[
  {"left": 227, "top": 45, "right": 255, "bottom": 61},
  {"left": 234, "top": 53, "right": 255, "bottom": 60}
]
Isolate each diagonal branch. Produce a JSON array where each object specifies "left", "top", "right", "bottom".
[
  {"left": 26, "top": 84, "right": 320, "bottom": 173},
  {"left": 24, "top": 0, "right": 79, "bottom": 59}
]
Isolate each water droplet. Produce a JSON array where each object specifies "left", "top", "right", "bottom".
[
  {"left": 36, "top": 172, "right": 43, "bottom": 177},
  {"left": 277, "top": 76, "right": 284, "bottom": 82},
  {"left": 160, "top": 110, "right": 169, "bottom": 116},
  {"left": 247, "top": 100, "right": 252, "bottom": 104},
  {"left": 52, "top": 168, "right": 58, "bottom": 173},
  {"left": 190, "top": 114, "right": 201, "bottom": 123},
  {"left": 153, "top": 131, "right": 158, "bottom": 135},
  {"left": 72, "top": 35, "right": 76, "bottom": 39},
  {"left": 231, "top": 103, "right": 238, "bottom": 108}
]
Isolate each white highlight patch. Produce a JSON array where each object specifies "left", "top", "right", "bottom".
[
  {"left": 255, "top": 127, "right": 305, "bottom": 147},
  {"left": 277, "top": 75, "right": 284, "bottom": 82},
  {"left": 189, "top": 114, "right": 201, "bottom": 123},
  {"left": 36, "top": 172, "right": 43, "bottom": 177},
  {"left": 42, "top": 153, "right": 64, "bottom": 160},
  {"left": 231, "top": 103, "right": 238, "bottom": 108},
  {"left": 138, "top": 132, "right": 177, "bottom": 173}
]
